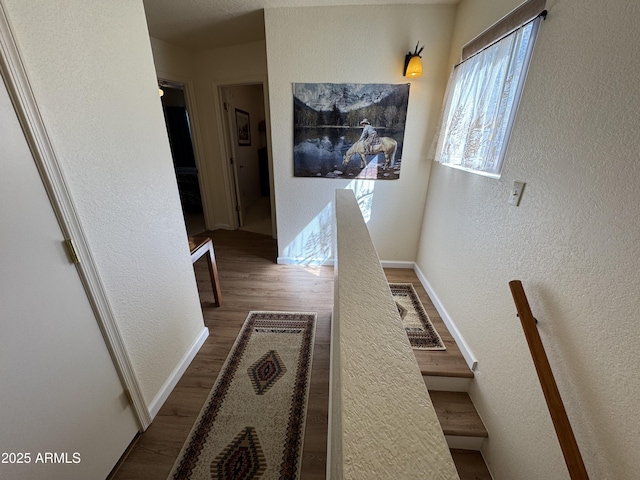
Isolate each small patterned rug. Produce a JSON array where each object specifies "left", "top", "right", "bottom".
[
  {"left": 390, "top": 283, "right": 446, "bottom": 350},
  {"left": 168, "top": 311, "right": 317, "bottom": 480}
]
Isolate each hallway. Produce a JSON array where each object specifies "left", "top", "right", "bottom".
[
  {"left": 110, "top": 229, "right": 332, "bottom": 479},
  {"left": 184, "top": 196, "right": 272, "bottom": 237}
]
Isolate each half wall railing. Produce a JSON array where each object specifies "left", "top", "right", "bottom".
[{"left": 328, "top": 189, "right": 459, "bottom": 479}]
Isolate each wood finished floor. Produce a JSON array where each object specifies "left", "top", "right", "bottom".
[{"left": 110, "top": 229, "right": 467, "bottom": 479}]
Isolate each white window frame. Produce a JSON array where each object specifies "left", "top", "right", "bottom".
[{"left": 433, "top": 16, "right": 542, "bottom": 178}]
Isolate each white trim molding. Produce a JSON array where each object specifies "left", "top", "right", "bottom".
[
  {"left": 0, "top": 2, "right": 152, "bottom": 429},
  {"left": 148, "top": 327, "right": 209, "bottom": 419},
  {"left": 413, "top": 264, "right": 478, "bottom": 371}
]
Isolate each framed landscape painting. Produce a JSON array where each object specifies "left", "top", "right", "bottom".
[{"left": 293, "top": 83, "right": 410, "bottom": 179}]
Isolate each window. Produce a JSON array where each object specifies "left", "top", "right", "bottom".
[{"left": 433, "top": 16, "right": 542, "bottom": 177}]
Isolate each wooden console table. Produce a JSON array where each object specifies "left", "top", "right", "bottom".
[{"left": 188, "top": 236, "right": 222, "bottom": 307}]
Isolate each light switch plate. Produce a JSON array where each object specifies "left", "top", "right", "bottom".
[{"left": 509, "top": 181, "right": 525, "bottom": 206}]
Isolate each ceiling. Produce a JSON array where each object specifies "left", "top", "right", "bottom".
[{"left": 142, "top": 0, "right": 456, "bottom": 51}]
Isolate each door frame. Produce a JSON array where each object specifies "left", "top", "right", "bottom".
[
  {"left": 219, "top": 86, "right": 245, "bottom": 227},
  {"left": 157, "top": 72, "right": 212, "bottom": 231},
  {"left": 0, "top": 2, "right": 150, "bottom": 430},
  {"left": 213, "top": 76, "right": 276, "bottom": 236}
]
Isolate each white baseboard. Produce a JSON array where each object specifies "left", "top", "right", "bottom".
[
  {"left": 213, "top": 223, "right": 234, "bottom": 231},
  {"left": 274, "top": 258, "right": 414, "bottom": 268},
  {"left": 380, "top": 260, "right": 414, "bottom": 269},
  {"left": 413, "top": 264, "right": 478, "bottom": 371},
  {"left": 277, "top": 256, "right": 335, "bottom": 266},
  {"left": 148, "top": 326, "right": 210, "bottom": 419}
]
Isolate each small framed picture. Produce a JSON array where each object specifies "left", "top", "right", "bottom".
[{"left": 235, "top": 109, "right": 251, "bottom": 146}]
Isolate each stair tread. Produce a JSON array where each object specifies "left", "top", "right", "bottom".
[
  {"left": 416, "top": 347, "right": 475, "bottom": 378},
  {"left": 450, "top": 449, "right": 492, "bottom": 480},
  {"left": 430, "top": 391, "right": 488, "bottom": 438},
  {"left": 383, "top": 269, "right": 475, "bottom": 379}
]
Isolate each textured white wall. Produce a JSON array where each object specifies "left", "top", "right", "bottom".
[
  {"left": 3, "top": 0, "right": 206, "bottom": 405},
  {"left": 151, "top": 36, "right": 196, "bottom": 78},
  {"left": 264, "top": 5, "right": 455, "bottom": 263},
  {"left": 417, "top": 0, "right": 640, "bottom": 478},
  {"left": 194, "top": 41, "right": 269, "bottom": 229}
]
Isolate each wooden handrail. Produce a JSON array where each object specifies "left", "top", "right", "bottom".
[{"left": 509, "top": 280, "right": 589, "bottom": 480}]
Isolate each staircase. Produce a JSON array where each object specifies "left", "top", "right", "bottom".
[
  {"left": 385, "top": 269, "right": 492, "bottom": 480},
  {"left": 420, "top": 352, "right": 491, "bottom": 479}
]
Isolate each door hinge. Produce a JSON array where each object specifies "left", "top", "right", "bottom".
[
  {"left": 230, "top": 157, "right": 234, "bottom": 165},
  {"left": 224, "top": 102, "right": 229, "bottom": 112},
  {"left": 63, "top": 238, "right": 80, "bottom": 264},
  {"left": 124, "top": 389, "right": 134, "bottom": 405}
]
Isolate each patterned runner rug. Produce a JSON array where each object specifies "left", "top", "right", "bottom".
[
  {"left": 390, "top": 283, "right": 446, "bottom": 350},
  {"left": 168, "top": 311, "right": 317, "bottom": 480}
]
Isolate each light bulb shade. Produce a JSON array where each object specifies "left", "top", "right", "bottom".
[
  {"left": 158, "top": 87, "right": 164, "bottom": 97},
  {"left": 405, "top": 55, "right": 423, "bottom": 77}
]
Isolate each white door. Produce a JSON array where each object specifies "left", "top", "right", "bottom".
[{"left": 0, "top": 76, "right": 139, "bottom": 479}]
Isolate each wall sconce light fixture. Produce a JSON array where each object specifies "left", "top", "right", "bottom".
[
  {"left": 403, "top": 43, "right": 424, "bottom": 78},
  {"left": 158, "top": 87, "right": 165, "bottom": 97}
]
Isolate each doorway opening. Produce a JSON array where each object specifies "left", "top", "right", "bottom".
[
  {"left": 220, "top": 83, "right": 273, "bottom": 237},
  {"left": 159, "top": 80, "right": 205, "bottom": 235}
]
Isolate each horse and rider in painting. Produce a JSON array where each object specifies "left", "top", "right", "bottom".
[
  {"left": 343, "top": 118, "right": 398, "bottom": 170},
  {"left": 358, "top": 118, "right": 378, "bottom": 151}
]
